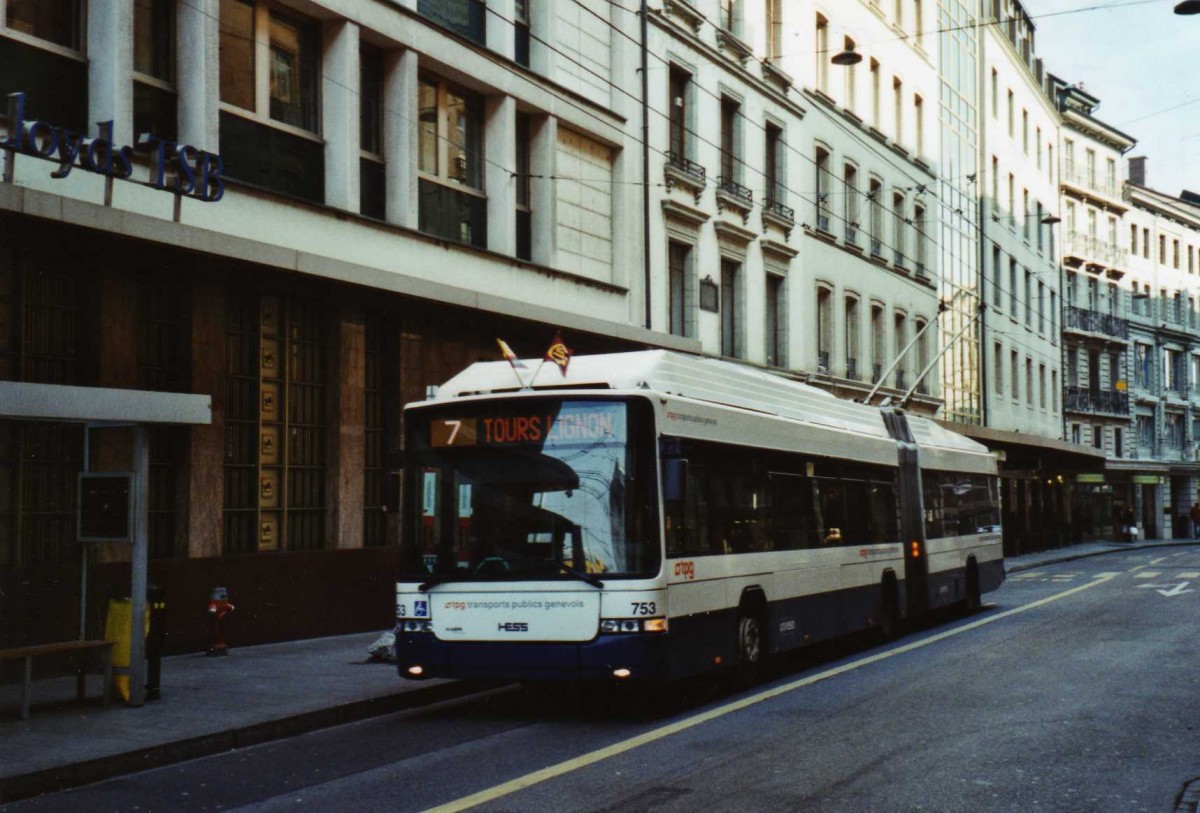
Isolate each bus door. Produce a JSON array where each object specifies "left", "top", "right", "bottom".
[{"left": 882, "top": 410, "right": 928, "bottom": 618}]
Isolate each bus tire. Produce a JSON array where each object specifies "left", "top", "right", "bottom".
[
  {"left": 735, "top": 610, "right": 765, "bottom": 687},
  {"left": 965, "top": 560, "right": 982, "bottom": 614},
  {"left": 879, "top": 577, "right": 901, "bottom": 642}
]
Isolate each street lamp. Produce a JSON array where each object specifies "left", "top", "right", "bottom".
[
  {"left": 1175, "top": 1, "right": 1200, "bottom": 14},
  {"left": 832, "top": 45, "right": 862, "bottom": 65}
]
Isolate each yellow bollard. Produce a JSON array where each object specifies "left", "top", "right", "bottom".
[{"left": 104, "top": 598, "right": 150, "bottom": 702}]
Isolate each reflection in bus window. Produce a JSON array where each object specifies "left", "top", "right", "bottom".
[{"left": 923, "top": 472, "right": 1001, "bottom": 538}]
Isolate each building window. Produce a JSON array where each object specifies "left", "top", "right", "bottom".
[
  {"left": 764, "top": 122, "right": 784, "bottom": 206},
  {"left": 359, "top": 43, "right": 386, "bottom": 220},
  {"left": 223, "top": 293, "right": 327, "bottom": 554},
  {"left": 1039, "top": 363, "right": 1046, "bottom": 409},
  {"left": 1137, "top": 415, "right": 1154, "bottom": 448},
  {"left": 1114, "top": 426, "right": 1123, "bottom": 458},
  {"left": 515, "top": 112, "right": 532, "bottom": 261},
  {"left": 869, "top": 179, "right": 883, "bottom": 257},
  {"left": 914, "top": 94, "right": 923, "bottom": 156},
  {"left": 765, "top": 0, "right": 782, "bottom": 60},
  {"left": 4, "top": 0, "right": 81, "bottom": 49},
  {"left": 992, "top": 245, "right": 1003, "bottom": 309},
  {"left": 913, "top": 204, "right": 926, "bottom": 275},
  {"left": 893, "top": 311, "right": 907, "bottom": 389},
  {"left": 893, "top": 77, "right": 903, "bottom": 143},
  {"left": 843, "top": 164, "right": 859, "bottom": 244},
  {"left": 133, "top": 0, "right": 177, "bottom": 141},
  {"left": 1009, "top": 258, "right": 1018, "bottom": 315},
  {"left": 418, "top": 74, "right": 486, "bottom": 247},
  {"left": 418, "top": 0, "right": 486, "bottom": 46},
  {"left": 719, "top": 95, "right": 740, "bottom": 185},
  {"left": 994, "top": 342, "right": 1004, "bottom": 395},
  {"left": 668, "top": 65, "right": 691, "bottom": 161},
  {"left": 766, "top": 274, "right": 785, "bottom": 367},
  {"left": 514, "top": 0, "right": 530, "bottom": 66},
  {"left": 1026, "top": 358, "right": 1033, "bottom": 407},
  {"left": 816, "top": 147, "right": 832, "bottom": 231},
  {"left": 817, "top": 286, "right": 832, "bottom": 372},
  {"left": 668, "top": 243, "right": 692, "bottom": 338},
  {"left": 219, "top": 1, "right": 320, "bottom": 133},
  {"left": 870, "top": 58, "right": 881, "bottom": 128},
  {"left": 1011, "top": 350, "right": 1019, "bottom": 402},
  {"left": 893, "top": 192, "right": 906, "bottom": 267},
  {"left": 843, "top": 37, "right": 857, "bottom": 110},
  {"left": 915, "top": 318, "right": 929, "bottom": 394},
  {"left": 815, "top": 15, "right": 829, "bottom": 94},
  {"left": 845, "top": 296, "right": 860, "bottom": 380},
  {"left": 1093, "top": 425, "right": 1104, "bottom": 449},
  {"left": 871, "top": 304, "right": 884, "bottom": 383},
  {"left": 720, "top": 259, "right": 741, "bottom": 359}
]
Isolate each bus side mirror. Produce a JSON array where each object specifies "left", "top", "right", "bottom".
[{"left": 663, "top": 457, "right": 688, "bottom": 503}]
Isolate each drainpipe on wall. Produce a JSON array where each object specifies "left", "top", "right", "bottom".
[{"left": 641, "top": 0, "right": 652, "bottom": 331}]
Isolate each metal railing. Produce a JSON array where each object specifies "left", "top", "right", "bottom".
[
  {"left": 763, "top": 198, "right": 794, "bottom": 223},
  {"left": 1061, "top": 159, "right": 1122, "bottom": 200},
  {"left": 1064, "top": 385, "right": 1129, "bottom": 415},
  {"left": 1063, "top": 304, "right": 1129, "bottom": 340},
  {"left": 716, "top": 176, "right": 753, "bottom": 206},
  {"left": 664, "top": 151, "right": 706, "bottom": 185}
]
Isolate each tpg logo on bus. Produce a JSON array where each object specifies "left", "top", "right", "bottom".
[{"left": 673, "top": 560, "right": 695, "bottom": 581}]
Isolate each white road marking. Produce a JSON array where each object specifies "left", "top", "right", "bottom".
[
  {"left": 1180, "top": 572, "right": 1200, "bottom": 579},
  {"left": 1134, "top": 571, "right": 1161, "bottom": 579},
  {"left": 423, "top": 573, "right": 1119, "bottom": 813}
]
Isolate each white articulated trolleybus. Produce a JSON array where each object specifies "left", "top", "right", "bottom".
[{"left": 394, "top": 351, "right": 1003, "bottom": 684}]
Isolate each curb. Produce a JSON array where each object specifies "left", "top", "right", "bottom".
[
  {"left": 0, "top": 679, "right": 490, "bottom": 805},
  {"left": 1006, "top": 540, "right": 1200, "bottom": 573}
]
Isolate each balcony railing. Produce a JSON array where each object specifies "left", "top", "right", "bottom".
[
  {"left": 1062, "top": 231, "right": 1129, "bottom": 269},
  {"left": 716, "top": 176, "right": 753, "bottom": 206},
  {"left": 1062, "top": 159, "right": 1122, "bottom": 201},
  {"left": 665, "top": 151, "right": 706, "bottom": 185},
  {"left": 1064, "top": 385, "right": 1129, "bottom": 415},
  {"left": 762, "top": 198, "right": 794, "bottom": 224},
  {"left": 1064, "top": 304, "right": 1129, "bottom": 340}
]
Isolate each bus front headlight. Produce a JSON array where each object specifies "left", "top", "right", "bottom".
[{"left": 599, "top": 618, "right": 668, "bottom": 634}]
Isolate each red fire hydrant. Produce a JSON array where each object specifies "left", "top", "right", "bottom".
[{"left": 207, "top": 586, "right": 235, "bottom": 656}]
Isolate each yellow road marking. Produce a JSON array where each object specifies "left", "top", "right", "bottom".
[{"left": 423, "top": 573, "right": 1118, "bottom": 813}]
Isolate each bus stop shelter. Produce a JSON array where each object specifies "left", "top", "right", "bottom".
[{"left": 0, "top": 382, "right": 212, "bottom": 707}]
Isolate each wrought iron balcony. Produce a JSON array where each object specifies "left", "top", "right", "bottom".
[
  {"left": 664, "top": 151, "right": 706, "bottom": 202},
  {"left": 1064, "top": 304, "right": 1129, "bottom": 341},
  {"left": 1064, "top": 385, "right": 1129, "bottom": 416},
  {"left": 763, "top": 198, "right": 794, "bottom": 224},
  {"left": 716, "top": 176, "right": 753, "bottom": 206}
]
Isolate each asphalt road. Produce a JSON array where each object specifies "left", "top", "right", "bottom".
[{"left": 7, "top": 548, "right": 1200, "bottom": 813}]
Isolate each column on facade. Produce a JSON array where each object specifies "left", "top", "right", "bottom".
[
  {"left": 186, "top": 273, "right": 226, "bottom": 558},
  {"left": 177, "top": 0, "right": 220, "bottom": 152},
  {"left": 383, "top": 49, "right": 419, "bottom": 229},
  {"left": 322, "top": 21, "right": 361, "bottom": 214},
  {"left": 529, "top": 114, "right": 558, "bottom": 267},
  {"left": 88, "top": 0, "right": 135, "bottom": 144},
  {"left": 331, "top": 307, "right": 366, "bottom": 549},
  {"left": 485, "top": 94, "right": 517, "bottom": 256},
  {"left": 487, "top": 0, "right": 516, "bottom": 62}
]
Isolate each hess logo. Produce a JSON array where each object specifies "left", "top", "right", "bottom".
[{"left": 497, "top": 622, "right": 529, "bottom": 632}]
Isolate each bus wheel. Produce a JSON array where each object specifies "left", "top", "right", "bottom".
[
  {"left": 735, "top": 612, "right": 764, "bottom": 686},
  {"left": 965, "top": 561, "right": 982, "bottom": 614}
]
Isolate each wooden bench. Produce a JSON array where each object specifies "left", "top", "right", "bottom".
[{"left": 0, "top": 640, "right": 114, "bottom": 719}]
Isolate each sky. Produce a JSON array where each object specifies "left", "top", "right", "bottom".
[{"left": 1029, "top": 0, "right": 1200, "bottom": 195}]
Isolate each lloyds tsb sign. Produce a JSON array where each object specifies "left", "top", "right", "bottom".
[{"left": 2, "top": 92, "right": 224, "bottom": 202}]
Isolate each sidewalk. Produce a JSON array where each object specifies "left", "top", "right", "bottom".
[
  {"left": 2, "top": 538, "right": 1197, "bottom": 804},
  {"left": 0, "top": 632, "right": 482, "bottom": 804}
]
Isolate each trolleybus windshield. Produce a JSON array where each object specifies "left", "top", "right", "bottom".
[{"left": 402, "top": 397, "right": 659, "bottom": 581}]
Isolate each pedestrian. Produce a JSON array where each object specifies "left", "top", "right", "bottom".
[{"left": 1190, "top": 502, "right": 1200, "bottom": 538}]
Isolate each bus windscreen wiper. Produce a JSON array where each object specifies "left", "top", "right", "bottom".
[
  {"left": 418, "top": 574, "right": 461, "bottom": 592},
  {"left": 558, "top": 561, "right": 604, "bottom": 588}
]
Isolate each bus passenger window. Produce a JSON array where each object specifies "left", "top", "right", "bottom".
[
  {"left": 770, "top": 472, "right": 812, "bottom": 550},
  {"left": 814, "top": 478, "right": 846, "bottom": 546}
]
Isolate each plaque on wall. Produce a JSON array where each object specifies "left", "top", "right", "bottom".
[
  {"left": 260, "top": 296, "right": 280, "bottom": 336},
  {"left": 259, "top": 513, "right": 279, "bottom": 551},
  {"left": 260, "top": 426, "right": 280, "bottom": 464},
  {"left": 261, "top": 381, "right": 279, "bottom": 418},
  {"left": 260, "top": 468, "right": 280, "bottom": 508}
]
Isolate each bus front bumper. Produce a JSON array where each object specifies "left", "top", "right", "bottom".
[{"left": 395, "top": 631, "right": 674, "bottom": 683}]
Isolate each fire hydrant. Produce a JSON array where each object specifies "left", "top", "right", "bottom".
[{"left": 207, "top": 587, "right": 235, "bottom": 656}]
